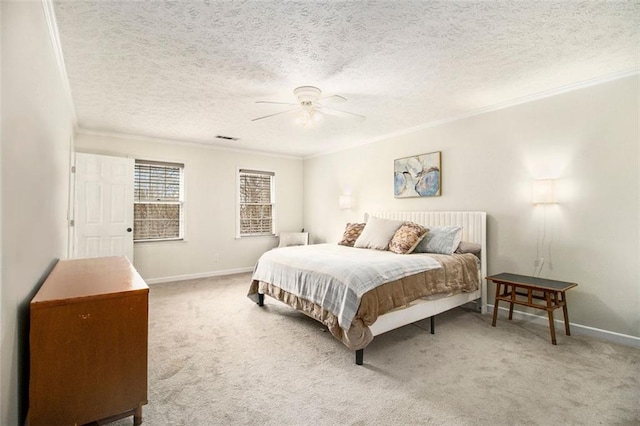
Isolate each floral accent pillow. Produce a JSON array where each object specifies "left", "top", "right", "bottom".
[
  {"left": 338, "top": 223, "right": 366, "bottom": 247},
  {"left": 389, "top": 222, "right": 429, "bottom": 254}
]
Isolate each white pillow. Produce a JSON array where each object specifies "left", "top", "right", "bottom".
[
  {"left": 354, "top": 216, "right": 404, "bottom": 250},
  {"left": 414, "top": 225, "right": 463, "bottom": 255}
]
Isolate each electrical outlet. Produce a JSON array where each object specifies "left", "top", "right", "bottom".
[
  {"left": 534, "top": 257, "right": 544, "bottom": 268},
  {"left": 213, "top": 253, "right": 220, "bottom": 262}
]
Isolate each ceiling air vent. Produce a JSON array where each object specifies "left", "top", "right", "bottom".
[{"left": 215, "top": 135, "right": 239, "bottom": 141}]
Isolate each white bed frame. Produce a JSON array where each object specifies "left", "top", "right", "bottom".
[
  {"left": 258, "top": 210, "right": 488, "bottom": 365},
  {"left": 366, "top": 211, "right": 487, "bottom": 338}
]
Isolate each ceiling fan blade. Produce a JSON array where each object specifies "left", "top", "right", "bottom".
[
  {"left": 251, "top": 108, "right": 300, "bottom": 122},
  {"left": 255, "top": 101, "right": 299, "bottom": 106},
  {"left": 319, "top": 94, "right": 347, "bottom": 103},
  {"left": 320, "top": 105, "right": 366, "bottom": 122}
]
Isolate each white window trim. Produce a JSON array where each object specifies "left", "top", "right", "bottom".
[
  {"left": 236, "top": 167, "right": 277, "bottom": 238},
  {"left": 134, "top": 159, "right": 185, "bottom": 242}
]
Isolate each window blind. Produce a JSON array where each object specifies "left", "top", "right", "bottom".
[
  {"left": 134, "top": 161, "right": 183, "bottom": 202},
  {"left": 134, "top": 160, "right": 184, "bottom": 241},
  {"left": 238, "top": 169, "right": 275, "bottom": 236}
]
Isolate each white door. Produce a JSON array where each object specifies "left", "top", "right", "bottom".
[{"left": 73, "top": 153, "right": 134, "bottom": 260}]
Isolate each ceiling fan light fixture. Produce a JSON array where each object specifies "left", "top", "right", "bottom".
[
  {"left": 295, "top": 104, "right": 323, "bottom": 128},
  {"left": 295, "top": 110, "right": 309, "bottom": 127}
]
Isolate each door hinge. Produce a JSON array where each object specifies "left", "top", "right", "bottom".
[
  {"left": 71, "top": 166, "right": 76, "bottom": 173},
  {"left": 70, "top": 219, "right": 75, "bottom": 227}
]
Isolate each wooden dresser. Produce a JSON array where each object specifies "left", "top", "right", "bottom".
[{"left": 29, "top": 256, "right": 149, "bottom": 426}]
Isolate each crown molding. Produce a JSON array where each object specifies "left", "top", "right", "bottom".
[
  {"left": 75, "top": 128, "right": 303, "bottom": 160},
  {"left": 42, "top": 0, "right": 78, "bottom": 129},
  {"left": 306, "top": 69, "right": 640, "bottom": 160}
]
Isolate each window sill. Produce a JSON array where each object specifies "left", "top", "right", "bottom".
[
  {"left": 134, "top": 238, "right": 185, "bottom": 244},
  {"left": 235, "top": 235, "right": 277, "bottom": 240}
]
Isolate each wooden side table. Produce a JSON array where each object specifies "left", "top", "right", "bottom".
[{"left": 486, "top": 273, "right": 577, "bottom": 345}]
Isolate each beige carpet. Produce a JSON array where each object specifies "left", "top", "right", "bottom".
[{"left": 111, "top": 272, "right": 639, "bottom": 426}]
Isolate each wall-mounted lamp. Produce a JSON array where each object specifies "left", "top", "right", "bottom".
[
  {"left": 339, "top": 194, "right": 352, "bottom": 210},
  {"left": 532, "top": 179, "right": 556, "bottom": 204}
]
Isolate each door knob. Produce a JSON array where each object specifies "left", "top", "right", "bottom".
[{"left": 127, "top": 228, "right": 132, "bottom": 232}]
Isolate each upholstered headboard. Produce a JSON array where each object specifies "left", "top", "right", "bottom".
[{"left": 366, "top": 211, "right": 485, "bottom": 245}]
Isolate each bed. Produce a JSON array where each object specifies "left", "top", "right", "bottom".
[{"left": 248, "top": 211, "right": 487, "bottom": 365}]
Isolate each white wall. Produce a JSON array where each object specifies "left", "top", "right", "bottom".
[
  {"left": 0, "top": 1, "right": 4, "bottom": 418},
  {"left": 75, "top": 133, "right": 304, "bottom": 281},
  {"left": 304, "top": 75, "right": 639, "bottom": 339},
  {"left": 1, "top": 1, "right": 75, "bottom": 424}
]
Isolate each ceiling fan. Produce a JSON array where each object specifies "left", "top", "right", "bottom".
[{"left": 252, "top": 86, "right": 366, "bottom": 127}]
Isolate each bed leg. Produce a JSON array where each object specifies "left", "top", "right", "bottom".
[
  {"left": 430, "top": 316, "right": 435, "bottom": 334},
  {"left": 257, "top": 293, "right": 264, "bottom": 307},
  {"left": 355, "top": 349, "right": 364, "bottom": 365}
]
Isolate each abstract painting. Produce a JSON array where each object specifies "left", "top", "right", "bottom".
[{"left": 394, "top": 151, "right": 441, "bottom": 198}]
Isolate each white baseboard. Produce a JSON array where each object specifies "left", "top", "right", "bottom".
[
  {"left": 488, "top": 304, "right": 640, "bottom": 349},
  {"left": 145, "top": 267, "right": 253, "bottom": 285}
]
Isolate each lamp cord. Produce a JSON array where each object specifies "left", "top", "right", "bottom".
[{"left": 534, "top": 205, "right": 547, "bottom": 277}]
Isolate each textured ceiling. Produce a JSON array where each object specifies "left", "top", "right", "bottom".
[{"left": 52, "top": 1, "right": 639, "bottom": 157}]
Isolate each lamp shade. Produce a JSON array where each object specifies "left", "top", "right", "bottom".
[
  {"left": 533, "top": 179, "right": 555, "bottom": 204},
  {"left": 339, "top": 195, "right": 352, "bottom": 209}
]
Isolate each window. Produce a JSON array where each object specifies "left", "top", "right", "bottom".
[
  {"left": 134, "top": 160, "right": 184, "bottom": 241},
  {"left": 238, "top": 169, "right": 275, "bottom": 237}
]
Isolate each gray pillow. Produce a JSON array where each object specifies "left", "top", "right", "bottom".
[
  {"left": 455, "top": 241, "right": 481, "bottom": 257},
  {"left": 414, "top": 225, "right": 463, "bottom": 255},
  {"left": 354, "top": 216, "right": 404, "bottom": 250}
]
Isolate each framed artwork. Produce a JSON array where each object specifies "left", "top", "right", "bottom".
[{"left": 394, "top": 151, "right": 441, "bottom": 198}]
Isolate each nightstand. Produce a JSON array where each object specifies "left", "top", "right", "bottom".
[{"left": 486, "top": 273, "right": 578, "bottom": 344}]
